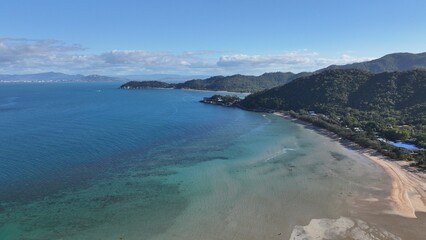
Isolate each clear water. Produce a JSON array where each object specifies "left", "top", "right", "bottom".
[{"left": 0, "top": 83, "right": 408, "bottom": 239}]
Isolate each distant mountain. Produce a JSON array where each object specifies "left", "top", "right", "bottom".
[
  {"left": 0, "top": 72, "right": 125, "bottom": 82},
  {"left": 321, "top": 52, "right": 426, "bottom": 73},
  {"left": 81, "top": 75, "right": 124, "bottom": 82},
  {"left": 121, "top": 74, "right": 209, "bottom": 82},
  {"left": 121, "top": 72, "right": 311, "bottom": 92}
]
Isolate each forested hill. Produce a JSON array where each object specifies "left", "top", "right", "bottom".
[
  {"left": 241, "top": 69, "right": 426, "bottom": 115},
  {"left": 322, "top": 52, "right": 426, "bottom": 73},
  {"left": 120, "top": 72, "right": 310, "bottom": 92}
]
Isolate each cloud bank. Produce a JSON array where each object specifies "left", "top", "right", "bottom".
[{"left": 0, "top": 38, "right": 372, "bottom": 75}]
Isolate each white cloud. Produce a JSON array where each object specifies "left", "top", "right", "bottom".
[
  {"left": 217, "top": 52, "right": 372, "bottom": 73},
  {"left": 219, "top": 52, "right": 318, "bottom": 66},
  {"left": 0, "top": 38, "right": 373, "bottom": 75},
  {"left": 101, "top": 50, "right": 197, "bottom": 66},
  {"left": 316, "top": 54, "right": 372, "bottom": 66}
]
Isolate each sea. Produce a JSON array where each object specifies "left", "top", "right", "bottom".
[{"left": 0, "top": 82, "right": 423, "bottom": 239}]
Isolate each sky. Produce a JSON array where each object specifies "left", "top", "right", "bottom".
[{"left": 1, "top": 0, "right": 426, "bottom": 76}]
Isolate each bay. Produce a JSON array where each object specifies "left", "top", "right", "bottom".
[{"left": 0, "top": 83, "right": 412, "bottom": 239}]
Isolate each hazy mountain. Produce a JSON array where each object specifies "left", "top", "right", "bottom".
[{"left": 0, "top": 72, "right": 126, "bottom": 82}]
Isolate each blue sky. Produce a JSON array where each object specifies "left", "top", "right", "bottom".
[{"left": 1, "top": 0, "right": 426, "bottom": 76}]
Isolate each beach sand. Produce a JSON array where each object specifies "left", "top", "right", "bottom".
[{"left": 364, "top": 152, "right": 426, "bottom": 218}]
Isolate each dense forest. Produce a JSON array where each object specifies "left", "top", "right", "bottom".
[
  {"left": 120, "top": 72, "right": 310, "bottom": 92},
  {"left": 241, "top": 69, "right": 426, "bottom": 168}
]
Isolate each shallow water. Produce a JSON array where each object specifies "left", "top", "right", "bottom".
[{"left": 0, "top": 83, "right": 421, "bottom": 239}]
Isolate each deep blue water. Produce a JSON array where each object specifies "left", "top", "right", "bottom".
[{"left": 0, "top": 83, "right": 259, "bottom": 203}]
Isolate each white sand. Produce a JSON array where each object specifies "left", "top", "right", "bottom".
[{"left": 289, "top": 217, "right": 401, "bottom": 240}]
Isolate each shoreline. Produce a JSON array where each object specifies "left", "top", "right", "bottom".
[
  {"left": 272, "top": 112, "right": 426, "bottom": 219},
  {"left": 121, "top": 85, "right": 251, "bottom": 95}
]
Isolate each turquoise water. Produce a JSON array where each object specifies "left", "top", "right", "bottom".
[{"left": 0, "top": 83, "right": 407, "bottom": 239}]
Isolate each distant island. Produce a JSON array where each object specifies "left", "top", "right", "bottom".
[{"left": 202, "top": 68, "right": 426, "bottom": 168}]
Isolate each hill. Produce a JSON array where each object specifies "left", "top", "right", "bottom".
[
  {"left": 121, "top": 72, "right": 310, "bottom": 92},
  {"left": 322, "top": 52, "right": 426, "bottom": 73},
  {"left": 242, "top": 69, "right": 426, "bottom": 114}
]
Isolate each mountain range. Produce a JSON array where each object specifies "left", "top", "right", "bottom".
[{"left": 121, "top": 51, "right": 426, "bottom": 92}]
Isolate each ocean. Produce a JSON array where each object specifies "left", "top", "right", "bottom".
[{"left": 0, "top": 83, "right": 417, "bottom": 239}]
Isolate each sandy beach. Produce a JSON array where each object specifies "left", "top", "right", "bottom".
[
  {"left": 365, "top": 152, "right": 426, "bottom": 218},
  {"left": 273, "top": 112, "right": 426, "bottom": 219}
]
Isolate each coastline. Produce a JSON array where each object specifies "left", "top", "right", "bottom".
[
  {"left": 177, "top": 88, "right": 251, "bottom": 95},
  {"left": 120, "top": 85, "right": 251, "bottom": 95},
  {"left": 272, "top": 112, "right": 426, "bottom": 219}
]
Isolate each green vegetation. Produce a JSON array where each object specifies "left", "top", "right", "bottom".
[
  {"left": 120, "top": 81, "right": 175, "bottom": 89},
  {"left": 120, "top": 72, "right": 310, "bottom": 92},
  {"left": 200, "top": 95, "right": 241, "bottom": 106},
  {"left": 241, "top": 69, "right": 426, "bottom": 168},
  {"left": 176, "top": 72, "right": 310, "bottom": 92}
]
